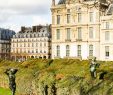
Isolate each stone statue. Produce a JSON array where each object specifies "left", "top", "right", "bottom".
[
  {"left": 4, "top": 68, "right": 18, "bottom": 95},
  {"left": 90, "top": 57, "right": 99, "bottom": 78}
]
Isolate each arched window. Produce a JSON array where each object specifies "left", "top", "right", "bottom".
[
  {"left": 56, "top": 45, "right": 60, "bottom": 57},
  {"left": 30, "top": 34, "right": 32, "bottom": 38},
  {"left": 32, "top": 50, "right": 34, "bottom": 53},
  {"left": 89, "top": 45, "right": 93, "bottom": 56},
  {"left": 26, "top": 34, "right": 28, "bottom": 38},
  {"left": 66, "top": 45, "right": 70, "bottom": 57}
]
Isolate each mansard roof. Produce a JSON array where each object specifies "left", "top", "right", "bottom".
[
  {"left": 58, "top": 0, "right": 66, "bottom": 5},
  {"left": 106, "top": 2, "right": 113, "bottom": 15}
]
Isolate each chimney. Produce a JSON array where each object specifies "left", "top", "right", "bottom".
[
  {"left": 52, "top": 0, "right": 55, "bottom": 6},
  {"left": 21, "top": 26, "right": 25, "bottom": 32}
]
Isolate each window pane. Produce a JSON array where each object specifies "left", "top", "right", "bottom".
[
  {"left": 105, "top": 46, "right": 109, "bottom": 57},
  {"left": 66, "top": 45, "right": 70, "bottom": 56},
  {"left": 57, "top": 15, "right": 60, "bottom": 24},
  {"left": 67, "top": 9, "right": 70, "bottom": 13},
  {"left": 57, "top": 29, "right": 60, "bottom": 40},
  {"left": 78, "top": 27, "right": 82, "bottom": 39},
  {"left": 77, "top": 45, "right": 81, "bottom": 57},
  {"left": 67, "top": 14, "right": 70, "bottom": 23},
  {"left": 78, "top": 13, "right": 81, "bottom": 22},
  {"left": 105, "top": 31, "right": 109, "bottom": 41},
  {"left": 57, "top": 45, "right": 60, "bottom": 57},
  {"left": 89, "top": 12, "right": 93, "bottom": 22},
  {"left": 89, "top": 27, "right": 93, "bottom": 38},
  {"left": 106, "top": 22, "right": 109, "bottom": 29},
  {"left": 67, "top": 28, "right": 70, "bottom": 40},
  {"left": 89, "top": 45, "right": 93, "bottom": 56}
]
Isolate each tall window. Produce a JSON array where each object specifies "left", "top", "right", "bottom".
[
  {"left": 20, "top": 49, "right": 22, "bottom": 53},
  {"left": 78, "top": 27, "right": 82, "bottom": 39},
  {"left": 13, "top": 44, "right": 15, "bottom": 47},
  {"left": 24, "top": 43, "right": 26, "bottom": 47},
  {"left": 67, "top": 14, "right": 70, "bottom": 23},
  {"left": 78, "top": 13, "right": 81, "bottom": 22},
  {"left": 32, "top": 43, "right": 34, "bottom": 47},
  {"left": 89, "top": 45, "right": 93, "bottom": 56},
  {"left": 56, "top": 45, "right": 60, "bottom": 57},
  {"left": 89, "top": 27, "right": 93, "bottom": 39},
  {"left": 36, "top": 43, "right": 38, "bottom": 47},
  {"left": 44, "top": 43, "right": 46, "bottom": 46},
  {"left": 66, "top": 45, "right": 70, "bottom": 57},
  {"left": 89, "top": 12, "right": 93, "bottom": 22},
  {"left": 56, "top": 29, "right": 60, "bottom": 40},
  {"left": 77, "top": 45, "right": 81, "bottom": 57},
  {"left": 40, "top": 43, "right": 42, "bottom": 47},
  {"left": 28, "top": 43, "right": 30, "bottom": 47},
  {"left": 106, "top": 22, "right": 109, "bottom": 29},
  {"left": 57, "top": 15, "right": 60, "bottom": 24},
  {"left": 105, "top": 46, "right": 109, "bottom": 57},
  {"left": 105, "top": 31, "right": 110, "bottom": 41},
  {"left": 67, "top": 9, "right": 70, "bottom": 24},
  {"left": 67, "top": 28, "right": 70, "bottom": 40},
  {"left": 17, "top": 43, "right": 18, "bottom": 47},
  {"left": 28, "top": 50, "right": 30, "bottom": 53},
  {"left": 36, "top": 49, "right": 38, "bottom": 53}
]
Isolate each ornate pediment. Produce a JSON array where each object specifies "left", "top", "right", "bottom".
[{"left": 65, "top": 0, "right": 77, "bottom": 4}]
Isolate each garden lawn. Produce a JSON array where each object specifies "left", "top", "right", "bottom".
[{"left": 0, "top": 87, "right": 11, "bottom": 95}]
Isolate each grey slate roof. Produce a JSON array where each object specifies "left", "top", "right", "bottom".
[
  {"left": 58, "top": 0, "right": 66, "bottom": 5},
  {"left": 106, "top": 3, "right": 113, "bottom": 15}
]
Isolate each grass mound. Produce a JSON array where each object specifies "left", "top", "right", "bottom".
[{"left": 0, "top": 59, "right": 113, "bottom": 95}]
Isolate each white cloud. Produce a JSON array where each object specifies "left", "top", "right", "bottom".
[
  {"left": 0, "top": 0, "right": 59, "bottom": 31},
  {"left": 32, "top": 15, "right": 51, "bottom": 25},
  {"left": 0, "top": 0, "right": 51, "bottom": 15}
]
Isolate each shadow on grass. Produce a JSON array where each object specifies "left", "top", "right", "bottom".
[{"left": 79, "top": 80, "right": 104, "bottom": 95}]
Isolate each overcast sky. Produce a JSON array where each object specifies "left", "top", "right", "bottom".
[{"left": 0, "top": 0, "right": 59, "bottom": 32}]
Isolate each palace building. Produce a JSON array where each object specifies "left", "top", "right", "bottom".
[
  {"left": 51, "top": 0, "right": 113, "bottom": 61},
  {"left": 11, "top": 25, "right": 51, "bottom": 61}
]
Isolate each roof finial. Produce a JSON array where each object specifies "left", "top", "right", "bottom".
[{"left": 52, "top": 0, "right": 55, "bottom": 6}]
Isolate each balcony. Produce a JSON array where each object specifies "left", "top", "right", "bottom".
[
  {"left": 65, "top": 39, "right": 71, "bottom": 42},
  {"left": 76, "top": 39, "right": 82, "bottom": 42}
]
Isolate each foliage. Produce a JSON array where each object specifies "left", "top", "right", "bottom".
[{"left": 0, "top": 59, "right": 113, "bottom": 95}]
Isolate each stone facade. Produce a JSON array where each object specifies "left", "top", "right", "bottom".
[
  {"left": 11, "top": 25, "right": 51, "bottom": 61},
  {"left": 100, "top": 15, "right": 113, "bottom": 61},
  {"left": 0, "top": 28, "right": 15, "bottom": 59},
  {"left": 51, "top": 0, "right": 113, "bottom": 61}
]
